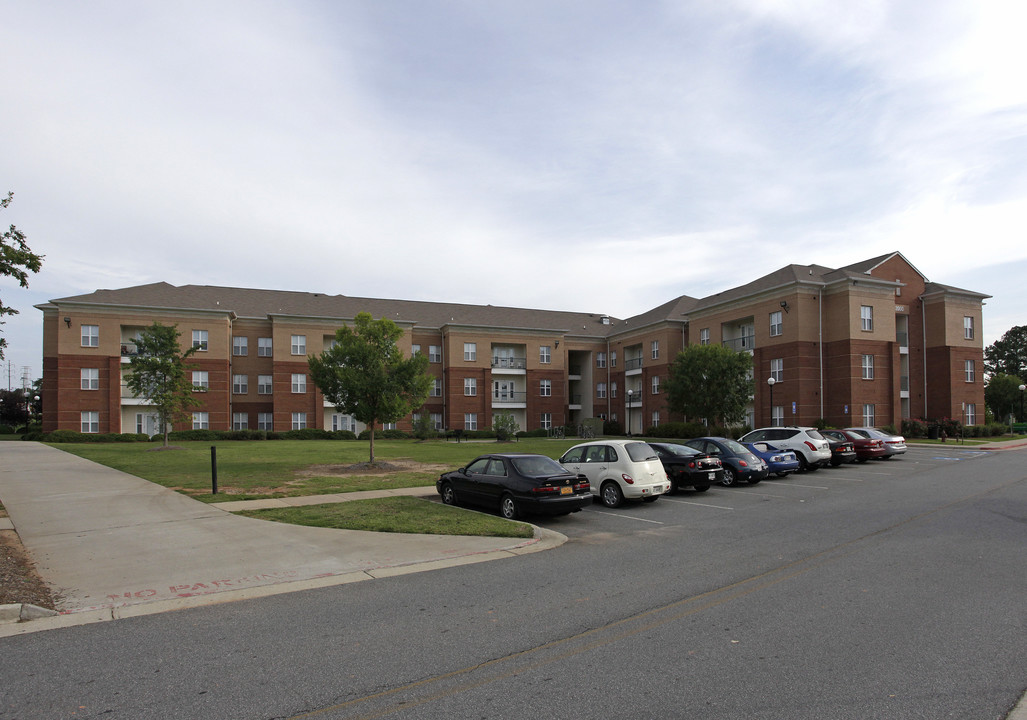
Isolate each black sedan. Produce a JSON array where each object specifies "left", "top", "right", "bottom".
[
  {"left": 682, "top": 437, "right": 768, "bottom": 486},
  {"left": 436, "top": 454, "right": 591, "bottom": 520},
  {"left": 823, "top": 434, "right": 857, "bottom": 465},
  {"left": 647, "top": 442, "right": 724, "bottom": 493}
]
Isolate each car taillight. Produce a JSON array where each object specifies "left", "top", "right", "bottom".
[
  {"left": 739, "top": 460, "right": 748, "bottom": 467},
  {"left": 574, "top": 480, "right": 590, "bottom": 491},
  {"left": 531, "top": 486, "right": 560, "bottom": 494},
  {"left": 804, "top": 441, "right": 817, "bottom": 451},
  {"left": 688, "top": 461, "right": 696, "bottom": 468},
  {"left": 622, "top": 474, "right": 635, "bottom": 484}
]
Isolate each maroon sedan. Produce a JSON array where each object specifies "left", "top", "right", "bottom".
[{"left": 821, "top": 429, "right": 887, "bottom": 462}]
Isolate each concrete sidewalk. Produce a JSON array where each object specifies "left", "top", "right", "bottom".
[{"left": 0, "top": 443, "right": 563, "bottom": 635}]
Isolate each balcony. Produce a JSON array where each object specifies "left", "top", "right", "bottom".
[
  {"left": 624, "top": 357, "right": 643, "bottom": 371},
  {"left": 491, "top": 356, "right": 526, "bottom": 370},
  {"left": 722, "top": 335, "right": 755, "bottom": 353}
]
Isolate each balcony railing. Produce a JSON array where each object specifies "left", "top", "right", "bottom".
[
  {"left": 568, "top": 365, "right": 581, "bottom": 376},
  {"left": 569, "top": 394, "right": 582, "bottom": 405},
  {"left": 896, "top": 331, "right": 909, "bottom": 348},
  {"left": 491, "top": 356, "right": 526, "bottom": 369},
  {"left": 900, "top": 376, "right": 910, "bottom": 392},
  {"left": 492, "top": 391, "right": 526, "bottom": 402},
  {"left": 722, "top": 335, "right": 755, "bottom": 352},
  {"left": 624, "top": 358, "right": 643, "bottom": 371}
]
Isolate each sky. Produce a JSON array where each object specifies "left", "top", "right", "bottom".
[{"left": 3, "top": 0, "right": 1026, "bottom": 389}]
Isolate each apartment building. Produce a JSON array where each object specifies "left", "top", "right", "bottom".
[{"left": 37, "top": 252, "right": 988, "bottom": 435}]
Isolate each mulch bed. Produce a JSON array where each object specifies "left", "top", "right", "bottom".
[{"left": 0, "top": 530, "right": 58, "bottom": 610}]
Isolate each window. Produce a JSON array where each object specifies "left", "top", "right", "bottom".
[
  {"left": 770, "top": 311, "right": 783, "bottom": 337},
  {"left": 540, "top": 413, "right": 552, "bottom": 430},
  {"left": 429, "top": 345, "right": 442, "bottom": 363},
  {"left": 258, "top": 375, "right": 273, "bottom": 394},
  {"left": 965, "top": 359, "right": 975, "bottom": 382},
  {"left": 80, "top": 368, "right": 99, "bottom": 390},
  {"left": 81, "top": 325, "right": 99, "bottom": 347},
  {"left": 770, "top": 358, "right": 783, "bottom": 382},
  {"left": 597, "top": 352, "right": 606, "bottom": 368},
  {"left": 610, "top": 351, "right": 617, "bottom": 368},
  {"left": 862, "top": 355, "right": 874, "bottom": 380},
  {"left": 292, "top": 374, "right": 306, "bottom": 393},
  {"left": 540, "top": 379, "right": 552, "bottom": 397},
  {"left": 651, "top": 341, "right": 659, "bottom": 360},
  {"left": 611, "top": 381, "right": 617, "bottom": 399},
  {"left": 964, "top": 316, "right": 974, "bottom": 340},
  {"left": 430, "top": 413, "right": 443, "bottom": 431},
  {"left": 331, "top": 414, "right": 350, "bottom": 432},
  {"left": 862, "top": 404, "right": 875, "bottom": 426},
  {"left": 540, "top": 345, "right": 551, "bottom": 364},
  {"left": 192, "top": 371, "right": 209, "bottom": 391},
  {"left": 652, "top": 411, "right": 660, "bottom": 426},
  {"left": 966, "top": 403, "right": 977, "bottom": 425},
  {"left": 291, "top": 335, "right": 306, "bottom": 355},
  {"left": 597, "top": 382, "right": 607, "bottom": 399},
  {"left": 233, "top": 374, "right": 248, "bottom": 394},
  {"left": 258, "top": 337, "right": 272, "bottom": 356},
  {"left": 771, "top": 406, "right": 784, "bottom": 426},
  {"left": 464, "top": 343, "right": 476, "bottom": 361},
  {"left": 700, "top": 328, "right": 710, "bottom": 346},
  {"left": 652, "top": 376, "right": 660, "bottom": 394},
  {"left": 192, "top": 412, "right": 209, "bottom": 430},
  {"left": 291, "top": 412, "right": 307, "bottom": 430},
  {"left": 383, "top": 421, "right": 396, "bottom": 431},
  {"left": 80, "top": 411, "right": 99, "bottom": 433},
  {"left": 464, "top": 413, "right": 478, "bottom": 431},
  {"left": 464, "top": 378, "right": 477, "bottom": 396},
  {"left": 411, "top": 343, "right": 421, "bottom": 356},
  {"left": 232, "top": 413, "right": 248, "bottom": 430},
  {"left": 326, "top": 339, "right": 338, "bottom": 352},
  {"left": 431, "top": 378, "right": 442, "bottom": 397},
  {"left": 257, "top": 412, "right": 273, "bottom": 431},
  {"left": 232, "top": 336, "right": 248, "bottom": 356},
  {"left": 192, "top": 330, "right": 208, "bottom": 351},
  {"left": 860, "top": 305, "right": 873, "bottom": 331}
]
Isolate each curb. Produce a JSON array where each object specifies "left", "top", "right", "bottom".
[{"left": 0, "top": 603, "right": 59, "bottom": 625}]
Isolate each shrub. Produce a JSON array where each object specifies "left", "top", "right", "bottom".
[
  {"left": 902, "top": 418, "right": 928, "bottom": 438},
  {"left": 643, "top": 421, "right": 708, "bottom": 439},
  {"left": 42, "top": 430, "right": 150, "bottom": 443},
  {"left": 492, "top": 411, "right": 520, "bottom": 442},
  {"left": 517, "top": 428, "right": 549, "bottom": 438},
  {"left": 0, "top": 424, "right": 16, "bottom": 434},
  {"left": 603, "top": 420, "right": 623, "bottom": 436}
]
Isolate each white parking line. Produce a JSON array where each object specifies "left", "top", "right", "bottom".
[
  {"left": 730, "top": 489, "right": 797, "bottom": 499},
  {"left": 774, "top": 482, "right": 829, "bottom": 490},
  {"left": 589, "top": 510, "right": 665, "bottom": 524},
  {"left": 662, "top": 497, "right": 735, "bottom": 510}
]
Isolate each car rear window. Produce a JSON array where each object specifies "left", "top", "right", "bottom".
[
  {"left": 625, "top": 442, "right": 658, "bottom": 462},
  {"left": 657, "top": 443, "right": 698, "bottom": 457},
  {"left": 721, "top": 439, "right": 749, "bottom": 455},
  {"left": 805, "top": 430, "right": 825, "bottom": 440},
  {"left": 511, "top": 456, "right": 566, "bottom": 477}
]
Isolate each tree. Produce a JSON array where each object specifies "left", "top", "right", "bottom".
[
  {"left": 984, "top": 325, "right": 1027, "bottom": 379},
  {"left": 0, "top": 388, "right": 30, "bottom": 428},
  {"left": 125, "top": 322, "right": 202, "bottom": 447},
  {"left": 984, "top": 373, "right": 1025, "bottom": 424},
  {"left": 1, "top": 192, "right": 44, "bottom": 360},
  {"left": 308, "top": 312, "right": 432, "bottom": 463},
  {"left": 665, "top": 344, "right": 754, "bottom": 427},
  {"left": 492, "top": 411, "right": 519, "bottom": 442}
]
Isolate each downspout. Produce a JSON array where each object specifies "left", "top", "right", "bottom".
[
  {"left": 921, "top": 296, "right": 927, "bottom": 419},
  {"left": 818, "top": 288, "right": 824, "bottom": 420},
  {"left": 606, "top": 337, "right": 611, "bottom": 427}
]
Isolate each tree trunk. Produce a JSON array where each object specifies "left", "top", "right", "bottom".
[{"left": 368, "top": 425, "right": 376, "bottom": 464}]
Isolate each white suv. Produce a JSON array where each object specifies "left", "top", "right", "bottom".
[
  {"left": 559, "top": 439, "right": 670, "bottom": 508},
  {"left": 738, "top": 427, "right": 832, "bottom": 471}
]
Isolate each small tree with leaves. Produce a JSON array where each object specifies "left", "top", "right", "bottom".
[
  {"left": 665, "top": 344, "right": 754, "bottom": 428},
  {"left": 984, "top": 372, "right": 1025, "bottom": 424},
  {"left": 1, "top": 192, "right": 44, "bottom": 360},
  {"left": 492, "top": 411, "right": 519, "bottom": 442},
  {"left": 985, "top": 326, "right": 1027, "bottom": 380},
  {"left": 125, "top": 322, "right": 202, "bottom": 447},
  {"left": 308, "top": 312, "right": 432, "bottom": 463}
]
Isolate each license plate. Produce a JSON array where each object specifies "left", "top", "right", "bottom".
[
  {"left": 708, "top": 472, "right": 715, "bottom": 480},
  {"left": 560, "top": 486, "right": 572, "bottom": 495}
]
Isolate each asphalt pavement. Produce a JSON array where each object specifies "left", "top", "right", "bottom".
[{"left": 0, "top": 442, "right": 563, "bottom": 635}]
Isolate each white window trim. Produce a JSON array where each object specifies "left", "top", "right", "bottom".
[
  {"left": 291, "top": 335, "right": 306, "bottom": 355},
  {"left": 464, "top": 378, "right": 477, "bottom": 396},
  {"left": 292, "top": 374, "right": 307, "bottom": 393},
  {"left": 81, "top": 325, "right": 99, "bottom": 347}
]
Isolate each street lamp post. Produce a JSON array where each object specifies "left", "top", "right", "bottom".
[
  {"left": 767, "top": 377, "right": 777, "bottom": 426},
  {"left": 626, "top": 390, "right": 633, "bottom": 436},
  {"left": 1019, "top": 384, "right": 1025, "bottom": 426}
]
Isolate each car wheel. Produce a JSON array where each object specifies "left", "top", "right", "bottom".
[
  {"left": 796, "top": 455, "right": 809, "bottom": 472},
  {"left": 600, "top": 481, "right": 623, "bottom": 508},
  {"left": 500, "top": 494, "right": 519, "bottom": 520},
  {"left": 831, "top": 458, "right": 842, "bottom": 466},
  {"left": 693, "top": 484, "right": 710, "bottom": 493},
  {"left": 721, "top": 466, "right": 737, "bottom": 486},
  {"left": 776, "top": 472, "right": 790, "bottom": 478},
  {"left": 748, "top": 476, "right": 762, "bottom": 485},
  {"left": 665, "top": 479, "right": 678, "bottom": 495},
  {"left": 806, "top": 462, "right": 819, "bottom": 472},
  {"left": 440, "top": 482, "right": 457, "bottom": 506}
]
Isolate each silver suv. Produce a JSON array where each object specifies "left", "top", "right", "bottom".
[{"left": 738, "top": 427, "right": 832, "bottom": 471}]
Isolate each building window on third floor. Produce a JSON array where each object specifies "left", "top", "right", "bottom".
[
  {"left": 233, "top": 374, "right": 248, "bottom": 394},
  {"left": 258, "top": 375, "right": 273, "bottom": 394},
  {"left": 770, "top": 358, "right": 783, "bottom": 382},
  {"left": 464, "top": 378, "right": 476, "bottom": 396},
  {"left": 770, "top": 310, "right": 783, "bottom": 337},
  {"left": 258, "top": 337, "right": 272, "bottom": 356},
  {"left": 651, "top": 340, "right": 659, "bottom": 360},
  {"left": 431, "top": 378, "right": 442, "bottom": 397},
  {"left": 540, "top": 379, "right": 551, "bottom": 397},
  {"left": 192, "top": 330, "right": 208, "bottom": 351},
  {"left": 192, "top": 371, "right": 208, "bottom": 391},
  {"left": 233, "top": 336, "right": 248, "bottom": 356},
  {"left": 964, "top": 316, "right": 974, "bottom": 340},
  {"left": 292, "top": 374, "right": 306, "bottom": 393},
  {"left": 80, "top": 324, "right": 99, "bottom": 348},
  {"left": 862, "top": 354, "right": 874, "bottom": 380},
  {"left": 429, "top": 345, "right": 442, "bottom": 362},
  {"left": 965, "top": 359, "right": 975, "bottom": 382},
  {"left": 597, "top": 352, "right": 606, "bottom": 368},
  {"left": 80, "top": 368, "right": 99, "bottom": 390},
  {"left": 597, "top": 382, "right": 607, "bottom": 399},
  {"left": 411, "top": 343, "right": 421, "bottom": 357},
  {"left": 700, "top": 328, "right": 710, "bottom": 346},
  {"left": 464, "top": 343, "right": 476, "bottom": 361},
  {"left": 610, "top": 350, "right": 617, "bottom": 367},
  {"left": 291, "top": 335, "right": 306, "bottom": 355},
  {"left": 860, "top": 305, "right": 873, "bottom": 332},
  {"left": 540, "top": 345, "right": 551, "bottom": 364}
]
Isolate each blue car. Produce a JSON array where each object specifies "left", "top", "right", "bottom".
[{"left": 743, "top": 442, "right": 800, "bottom": 478}]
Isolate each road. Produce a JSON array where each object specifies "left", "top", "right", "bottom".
[{"left": 1, "top": 446, "right": 1025, "bottom": 719}]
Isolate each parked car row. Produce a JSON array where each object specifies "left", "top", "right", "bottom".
[{"left": 436, "top": 426, "right": 906, "bottom": 519}]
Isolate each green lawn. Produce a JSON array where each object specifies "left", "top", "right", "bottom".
[{"left": 52, "top": 437, "right": 582, "bottom": 502}]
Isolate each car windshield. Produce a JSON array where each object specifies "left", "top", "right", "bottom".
[
  {"left": 720, "top": 439, "right": 749, "bottom": 455},
  {"left": 625, "top": 442, "right": 659, "bottom": 462},
  {"left": 510, "top": 455, "right": 568, "bottom": 477},
  {"left": 656, "top": 443, "right": 698, "bottom": 457}
]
